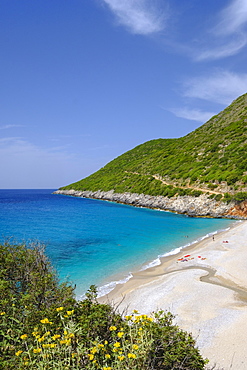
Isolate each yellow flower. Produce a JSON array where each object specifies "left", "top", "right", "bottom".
[
  {"left": 138, "top": 328, "right": 143, "bottom": 337},
  {"left": 105, "top": 354, "right": 111, "bottom": 359},
  {"left": 0, "top": 312, "right": 6, "bottom": 315},
  {"left": 90, "top": 347, "right": 98, "bottom": 354},
  {"left": 66, "top": 309, "right": 74, "bottom": 316},
  {"left": 128, "top": 353, "right": 136, "bottom": 359},
  {"left": 20, "top": 334, "right": 28, "bottom": 340},
  {"left": 109, "top": 326, "right": 117, "bottom": 331},
  {"left": 103, "top": 367, "right": 112, "bottom": 370},
  {"left": 52, "top": 334, "right": 61, "bottom": 340},
  {"left": 42, "top": 343, "right": 57, "bottom": 349},
  {"left": 40, "top": 318, "right": 49, "bottom": 324},
  {"left": 125, "top": 315, "right": 132, "bottom": 321},
  {"left": 118, "top": 355, "right": 125, "bottom": 361},
  {"left": 44, "top": 331, "right": 51, "bottom": 337},
  {"left": 113, "top": 342, "right": 121, "bottom": 348},
  {"left": 88, "top": 354, "right": 94, "bottom": 361},
  {"left": 117, "top": 331, "right": 124, "bottom": 338},
  {"left": 56, "top": 306, "right": 64, "bottom": 312},
  {"left": 15, "top": 350, "right": 23, "bottom": 356},
  {"left": 33, "top": 348, "right": 42, "bottom": 353},
  {"left": 38, "top": 336, "right": 45, "bottom": 343},
  {"left": 60, "top": 339, "right": 71, "bottom": 345},
  {"left": 40, "top": 318, "right": 52, "bottom": 324},
  {"left": 132, "top": 344, "right": 139, "bottom": 350},
  {"left": 66, "top": 333, "right": 75, "bottom": 338},
  {"left": 132, "top": 309, "right": 139, "bottom": 314},
  {"left": 104, "top": 340, "right": 108, "bottom": 345}
]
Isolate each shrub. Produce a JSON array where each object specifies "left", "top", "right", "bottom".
[
  {"left": 214, "top": 194, "right": 223, "bottom": 201},
  {"left": 226, "top": 173, "right": 241, "bottom": 186},
  {"left": 0, "top": 243, "right": 209, "bottom": 369},
  {"left": 0, "top": 241, "right": 75, "bottom": 366},
  {"left": 0, "top": 241, "right": 75, "bottom": 314},
  {"left": 232, "top": 192, "right": 247, "bottom": 203},
  {"left": 5, "top": 306, "right": 208, "bottom": 370},
  {"left": 223, "top": 193, "right": 233, "bottom": 203}
]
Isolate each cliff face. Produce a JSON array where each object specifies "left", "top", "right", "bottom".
[
  {"left": 227, "top": 201, "right": 247, "bottom": 218},
  {"left": 54, "top": 189, "right": 246, "bottom": 219}
]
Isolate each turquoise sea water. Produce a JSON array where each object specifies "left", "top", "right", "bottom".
[{"left": 0, "top": 189, "right": 235, "bottom": 298}]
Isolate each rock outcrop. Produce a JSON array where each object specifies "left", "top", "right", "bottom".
[
  {"left": 53, "top": 189, "right": 247, "bottom": 219},
  {"left": 227, "top": 201, "right": 247, "bottom": 218}
]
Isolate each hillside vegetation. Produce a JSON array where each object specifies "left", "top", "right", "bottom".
[{"left": 61, "top": 93, "right": 247, "bottom": 203}]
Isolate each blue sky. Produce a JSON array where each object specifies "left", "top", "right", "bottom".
[{"left": 1, "top": 0, "right": 247, "bottom": 188}]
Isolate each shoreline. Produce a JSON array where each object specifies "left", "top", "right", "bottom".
[
  {"left": 54, "top": 189, "right": 246, "bottom": 219},
  {"left": 100, "top": 220, "right": 247, "bottom": 369},
  {"left": 96, "top": 223, "right": 234, "bottom": 298},
  {"left": 99, "top": 221, "right": 240, "bottom": 300}
]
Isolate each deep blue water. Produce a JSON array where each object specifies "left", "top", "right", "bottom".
[{"left": 0, "top": 189, "right": 235, "bottom": 298}]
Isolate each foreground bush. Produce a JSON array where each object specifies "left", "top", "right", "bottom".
[
  {"left": 0, "top": 241, "right": 76, "bottom": 368},
  {"left": 0, "top": 242, "right": 208, "bottom": 369}
]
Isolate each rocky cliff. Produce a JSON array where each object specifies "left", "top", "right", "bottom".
[{"left": 54, "top": 189, "right": 247, "bottom": 219}]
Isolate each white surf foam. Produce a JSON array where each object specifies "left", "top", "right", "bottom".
[
  {"left": 79, "top": 225, "right": 235, "bottom": 300},
  {"left": 78, "top": 272, "right": 134, "bottom": 300},
  {"left": 139, "top": 225, "right": 233, "bottom": 273},
  {"left": 140, "top": 257, "right": 161, "bottom": 270}
]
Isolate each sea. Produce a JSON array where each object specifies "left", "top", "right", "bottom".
[{"left": 0, "top": 189, "right": 235, "bottom": 299}]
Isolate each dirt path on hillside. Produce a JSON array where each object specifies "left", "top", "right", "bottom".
[
  {"left": 124, "top": 171, "right": 222, "bottom": 195},
  {"left": 152, "top": 174, "right": 222, "bottom": 195}
]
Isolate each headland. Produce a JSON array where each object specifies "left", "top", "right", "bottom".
[{"left": 54, "top": 189, "right": 247, "bottom": 219}]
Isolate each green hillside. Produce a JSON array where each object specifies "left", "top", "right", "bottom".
[{"left": 61, "top": 93, "right": 247, "bottom": 202}]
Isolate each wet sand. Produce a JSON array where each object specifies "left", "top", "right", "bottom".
[{"left": 100, "top": 221, "right": 247, "bottom": 369}]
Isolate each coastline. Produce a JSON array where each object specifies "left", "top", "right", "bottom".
[
  {"left": 96, "top": 223, "right": 233, "bottom": 299},
  {"left": 54, "top": 189, "right": 246, "bottom": 219},
  {"left": 100, "top": 220, "right": 247, "bottom": 369}
]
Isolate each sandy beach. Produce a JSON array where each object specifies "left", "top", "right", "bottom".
[{"left": 100, "top": 220, "right": 247, "bottom": 369}]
